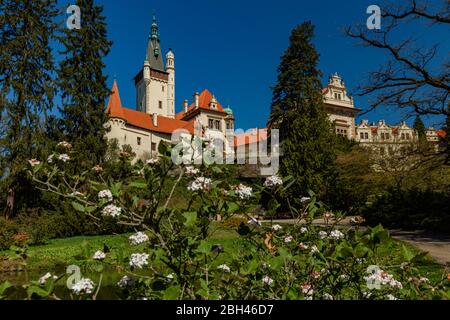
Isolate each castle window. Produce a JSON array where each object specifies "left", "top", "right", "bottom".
[
  {"left": 360, "top": 132, "right": 364, "bottom": 139},
  {"left": 208, "top": 119, "right": 214, "bottom": 128},
  {"left": 386, "top": 133, "right": 390, "bottom": 140},
  {"left": 365, "top": 132, "right": 368, "bottom": 139},
  {"left": 162, "top": 86, "right": 164, "bottom": 92},
  {"left": 137, "top": 137, "right": 141, "bottom": 146},
  {"left": 151, "top": 142, "right": 157, "bottom": 151},
  {"left": 406, "top": 133, "right": 410, "bottom": 140},
  {"left": 158, "top": 101, "right": 162, "bottom": 109},
  {"left": 215, "top": 120, "right": 221, "bottom": 131},
  {"left": 401, "top": 133, "right": 405, "bottom": 140}
]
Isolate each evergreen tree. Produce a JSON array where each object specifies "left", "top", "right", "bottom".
[
  {"left": 413, "top": 115, "right": 426, "bottom": 142},
  {"left": 0, "top": 0, "right": 57, "bottom": 217},
  {"left": 58, "top": 0, "right": 112, "bottom": 168},
  {"left": 267, "top": 21, "right": 336, "bottom": 200}
]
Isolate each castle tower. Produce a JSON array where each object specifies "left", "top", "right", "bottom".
[
  {"left": 134, "top": 14, "right": 173, "bottom": 118},
  {"left": 166, "top": 48, "right": 175, "bottom": 118}
]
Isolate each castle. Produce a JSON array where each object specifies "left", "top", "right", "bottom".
[
  {"left": 106, "top": 15, "right": 234, "bottom": 160},
  {"left": 105, "top": 16, "right": 445, "bottom": 160}
]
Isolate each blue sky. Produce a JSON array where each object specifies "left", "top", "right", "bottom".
[{"left": 62, "top": 0, "right": 448, "bottom": 130}]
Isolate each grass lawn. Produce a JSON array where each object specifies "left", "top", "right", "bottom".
[{"left": 0, "top": 222, "right": 446, "bottom": 284}]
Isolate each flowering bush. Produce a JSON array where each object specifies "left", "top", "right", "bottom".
[{"left": 3, "top": 141, "right": 447, "bottom": 300}]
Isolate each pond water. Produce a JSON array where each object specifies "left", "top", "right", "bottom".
[{"left": 0, "top": 267, "right": 126, "bottom": 300}]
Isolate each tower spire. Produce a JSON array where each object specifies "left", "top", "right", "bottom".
[{"left": 144, "top": 12, "right": 164, "bottom": 71}]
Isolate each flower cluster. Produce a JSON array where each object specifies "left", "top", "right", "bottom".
[
  {"left": 329, "top": 230, "right": 345, "bottom": 240},
  {"left": 146, "top": 158, "right": 159, "bottom": 165},
  {"left": 57, "top": 141, "right": 72, "bottom": 150},
  {"left": 271, "top": 224, "right": 282, "bottom": 231},
  {"left": 102, "top": 204, "right": 122, "bottom": 218},
  {"left": 117, "top": 275, "right": 135, "bottom": 288},
  {"left": 98, "top": 189, "right": 113, "bottom": 202},
  {"left": 129, "top": 253, "right": 149, "bottom": 269},
  {"left": 185, "top": 166, "right": 200, "bottom": 176},
  {"left": 264, "top": 175, "right": 283, "bottom": 187},
  {"left": 59, "top": 154, "right": 70, "bottom": 162},
  {"left": 129, "top": 232, "right": 149, "bottom": 245},
  {"left": 364, "top": 267, "right": 403, "bottom": 289},
  {"left": 187, "top": 177, "right": 212, "bottom": 192},
  {"left": 284, "top": 235, "right": 294, "bottom": 243},
  {"left": 235, "top": 184, "right": 252, "bottom": 199},
  {"left": 217, "top": 264, "right": 231, "bottom": 273},
  {"left": 92, "top": 250, "right": 106, "bottom": 260},
  {"left": 38, "top": 272, "right": 57, "bottom": 285},
  {"left": 47, "top": 155, "right": 54, "bottom": 164},
  {"left": 92, "top": 165, "right": 103, "bottom": 173},
  {"left": 28, "top": 159, "right": 40, "bottom": 167},
  {"left": 72, "top": 278, "right": 95, "bottom": 295},
  {"left": 262, "top": 276, "right": 274, "bottom": 286}
]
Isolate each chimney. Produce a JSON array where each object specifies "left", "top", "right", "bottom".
[
  {"left": 194, "top": 92, "right": 199, "bottom": 108},
  {"left": 183, "top": 99, "right": 188, "bottom": 113},
  {"left": 152, "top": 113, "right": 158, "bottom": 127}
]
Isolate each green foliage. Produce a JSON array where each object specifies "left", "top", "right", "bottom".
[
  {"left": 57, "top": 0, "right": 112, "bottom": 169},
  {"left": 267, "top": 21, "right": 337, "bottom": 201},
  {"left": 413, "top": 115, "right": 426, "bottom": 142},
  {"left": 6, "top": 140, "right": 445, "bottom": 300},
  {"left": 0, "top": 0, "right": 57, "bottom": 217},
  {"left": 363, "top": 188, "right": 450, "bottom": 233}
]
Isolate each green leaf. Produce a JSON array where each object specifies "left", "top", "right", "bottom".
[
  {"left": 27, "top": 286, "right": 49, "bottom": 298},
  {"left": 163, "top": 285, "right": 180, "bottom": 300},
  {"left": 0, "top": 281, "right": 12, "bottom": 296},
  {"left": 72, "top": 201, "right": 85, "bottom": 213},
  {"left": 402, "top": 244, "right": 415, "bottom": 262},
  {"left": 183, "top": 211, "right": 197, "bottom": 227},
  {"left": 196, "top": 240, "right": 211, "bottom": 254},
  {"left": 129, "top": 181, "right": 148, "bottom": 189}
]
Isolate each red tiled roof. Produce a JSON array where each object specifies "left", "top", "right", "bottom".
[
  {"left": 371, "top": 127, "right": 378, "bottom": 134},
  {"left": 392, "top": 127, "right": 399, "bottom": 135},
  {"left": 105, "top": 81, "right": 194, "bottom": 135},
  {"left": 436, "top": 130, "right": 447, "bottom": 138},
  {"left": 234, "top": 128, "right": 268, "bottom": 147},
  {"left": 176, "top": 89, "right": 227, "bottom": 120}
]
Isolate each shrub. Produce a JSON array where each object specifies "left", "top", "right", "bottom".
[{"left": 0, "top": 218, "right": 18, "bottom": 250}]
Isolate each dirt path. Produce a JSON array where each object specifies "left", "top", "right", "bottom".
[{"left": 262, "top": 217, "right": 450, "bottom": 265}]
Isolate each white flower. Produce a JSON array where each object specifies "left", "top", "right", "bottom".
[
  {"left": 102, "top": 204, "right": 122, "bottom": 218},
  {"left": 217, "top": 264, "right": 231, "bottom": 273},
  {"left": 47, "top": 154, "right": 54, "bottom": 164},
  {"left": 419, "top": 277, "right": 429, "bottom": 284},
  {"left": 57, "top": 141, "right": 72, "bottom": 149},
  {"left": 271, "top": 224, "right": 282, "bottom": 231},
  {"left": 386, "top": 294, "right": 399, "bottom": 300},
  {"left": 298, "top": 242, "right": 309, "bottom": 250},
  {"left": 262, "top": 275, "right": 274, "bottom": 286},
  {"left": 301, "top": 284, "right": 313, "bottom": 295},
  {"left": 58, "top": 153, "right": 70, "bottom": 162},
  {"left": 117, "top": 275, "right": 135, "bottom": 288},
  {"left": 92, "top": 250, "right": 106, "bottom": 260},
  {"left": 310, "top": 245, "right": 319, "bottom": 254},
  {"left": 300, "top": 197, "right": 311, "bottom": 203},
  {"left": 264, "top": 175, "right": 283, "bottom": 187},
  {"left": 262, "top": 262, "right": 271, "bottom": 269},
  {"left": 98, "top": 189, "right": 113, "bottom": 202},
  {"left": 28, "top": 159, "right": 40, "bottom": 167},
  {"left": 284, "top": 235, "right": 294, "bottom": 243},
  {"left": 129, "top": 253, "right": 149, "bottom": 269},
  {"left": 185, "top": 166, "right": 200, "bottom": 175},
  {"left": 329, "top": 230, "right": 345, "bottom": 240},
  {"left": 166, "top": 273, "right": 175, "bottom": 281},
  {"left": 300, "top": 227, "right": 308, "bottom": 234},
  {"left": 38, "top": 272, "right": 57, "bottom": 285},
  {"left": 187, "top": 177, "right": 212, "bottom": 192},
  {"left": 72, "top": 278, "right": 95, "bottom": 295},
  {"left": 146, "top": 158, "right": 158, "bottom": 165},
  {"left": 129, "top": 232, "right": 149, "bottom": 245},
  {"left": 248, "top": 217, "right": 262, "bottom": 227},
  {"left": 235, "top": 184, "right": 253, "bottom": 200},
  {"left": 323, "top": 293, "right": 333, "bottom": 300},
  {"left": 364, "top": 267, "right": 403, "bottom": 289},
  {"left": 318, "top": 231, "right": 328, "bottom": 239}
]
